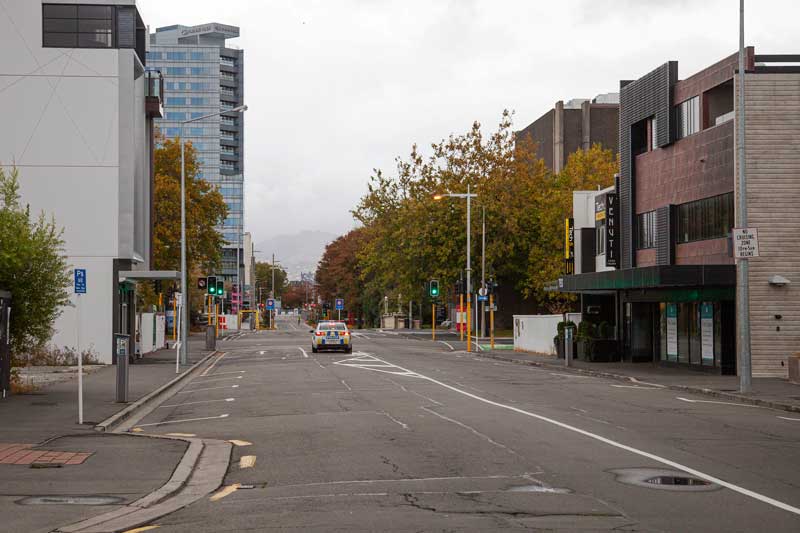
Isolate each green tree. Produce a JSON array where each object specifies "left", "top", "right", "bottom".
[
  {"left": 315, "top": 228, "right": 368, "bottom": 322},
  {"left": 254, "top": 261, "right": 287, "bottom": 301},
  {"left": 0, "top": 167, "right": 71, "bottom": 354}
]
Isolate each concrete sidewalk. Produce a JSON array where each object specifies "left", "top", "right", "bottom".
[
  {"left": 0, "top": 336, "right": 213, "bottom": 533},
  {"left": 474, "top": 348, "right": 800, "bottom": 413}
]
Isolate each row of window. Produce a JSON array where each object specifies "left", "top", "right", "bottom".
[
  {"left": 676, "top": 96, "right": 701, "bottom": 139},
  {"left": 165, "top": 111, "right": 224, "bottom": 121},
  {"left": 42, "top": 4, "right": 134, "bottom": 49},
  {"left": 635, "top": 192, "right": 734, "bottom": 249},
  {"left": 159, "top": 126, "right": 219, "bottom": 137},
  {"left": 164, "top": 81, "right": 218, "bottom": 91},
  {"left": 163, "top": 67, "right": 218, "bottom": 77},
  {"left": 165, "top": 97, "right": 218, "bottom": 106},
  {"left": 147, "top": 51, "right": 217, "bottom": 61}
]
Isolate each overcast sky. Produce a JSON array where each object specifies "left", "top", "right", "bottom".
[{"left": 138, "top": 0, "right": 799, "bottom": 243}]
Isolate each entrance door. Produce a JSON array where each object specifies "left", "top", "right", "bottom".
[{"left": 625, "top": 302, "right": 656, "bottom": 362}]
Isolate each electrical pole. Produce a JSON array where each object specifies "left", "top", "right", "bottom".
[
  {"left": 736, "top": 0, "right": 752, "bottom": 393},
  {"left": 481, "top": 206, "right": 486, "bottom": 339}
]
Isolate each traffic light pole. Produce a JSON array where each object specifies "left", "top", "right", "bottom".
[
  {"left": 432, "top": 303, "right": 436, "bottom": 341},
  {"left": 489, "top": 293, "right": 495, "bottom": 350}
]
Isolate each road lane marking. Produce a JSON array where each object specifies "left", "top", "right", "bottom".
[
  {"left": 210, "top": 483, "right": 240, "bottom": 502},
  {"left": 611, "top": 385, "right": 660, "bottom": 389},
  {"left": 229, "top": 439, "right": 252, "bottom": 446},
  {"left": 164, "top": 433, "right": 196, "bottom": 437},
  {"left": 135, "top": 414, "right": 230, "bottom": 428},
  {"left": 298, "top": 347, "right": 309, "bottom": 358},
  {"left": 344, "top": 354, "right": 800, "bottom": 517},
  {"left": 201, "top": 352, "right": 228, "bottom": 377},
  {"left": 777, "top": 416, "right": 800, "bottom": 422},
  {"left": 122, "top": 526, "right": 160, "bottom": 533},
  {"left": 676, "top": 397, "right": 764, "bottom": 408},
  {"left": 438, "top": 341, "right": 455, "bottom": 351},
  {"left": 550, "top": 372, "right": 592, "bottom": 379},
  {"left": 239, "top": 455, "right": 257, "bottom": 469},
  {"left": 421, "top": 406, "right": 519, "bottom": 457},
  {"left": 198, "top": 375, "right": 243, "bottom": 383},
  {"left": 159, "top": 398, "right": 235, "bottom": 408},
  {"left": 206, "top": 370, "right": 246, "bottom": 376},
  {"left": 179, "top": 384, "right": 240, "bottom": 394},
  {"left": 340, "top": 379, "right": 352, "bottom": 391},
  {"left": 380, "top": 411, "right": 409, "bottom": 430}
]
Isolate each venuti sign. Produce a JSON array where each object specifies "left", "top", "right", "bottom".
[
  {"left": 565, "top": 218, "right": 575, "bottom": 275},
  {"left": 605, "top": 193, "right": 619, "bottom": 268}
]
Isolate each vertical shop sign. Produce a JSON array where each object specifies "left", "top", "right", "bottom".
[
  {"left": 564, "top": 218, "right": 575, "bottom": 275},
  {"left": 666, "top": 303, "right": 678, "bottom": 360},
  {"left": 605, "top": 194, "right": 618, "bottom": 268},
  {"left": 701, "top": 302, "right": 714, "bottom": 364}
]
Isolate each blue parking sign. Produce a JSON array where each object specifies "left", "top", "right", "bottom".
[
  {"left": 74, "top": 269, "right": 87, "bottom": 294},
  {"left": 335, "top": 298, "right": 344, "bottom": 310},
  {"left": 266, "top": 298, "right": 275, "bottom": 310}
]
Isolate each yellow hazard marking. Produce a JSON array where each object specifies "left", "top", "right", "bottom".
[
  {"left": 239, "top": 455, "right": 257, "bottom": 469},
  {"left": 210, "top": 483, "right": 240, "bottom": 502},
  {"left": 131, "top": 428, "right": 144, "bottom": 433},
  {"left": 122, "top": 526, "right": 160, "bottom": 533},
  {"left": 228, "top": 439, "right": 252, "bottom": 446},
  {"left": 165, "top": 433, "right": 196, "bottom": 437}
]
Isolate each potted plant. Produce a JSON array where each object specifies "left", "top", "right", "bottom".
[
  {"left": 576, "top": 321, "right": 596, "bottom": 360},
  {"left": 554, "top": 320, "right": 577, "bottom": 358}
]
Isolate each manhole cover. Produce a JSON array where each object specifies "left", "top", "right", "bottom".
[
  {"left": 17, "top": 495, "right": 125, "bottom": 506},
  {"left": 610, "top": 468, "right": 720, "bottom": 492}
]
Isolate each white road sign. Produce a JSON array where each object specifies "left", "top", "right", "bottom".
[{"left": 733, "top": 227, "right": 759, "bottom": 259}]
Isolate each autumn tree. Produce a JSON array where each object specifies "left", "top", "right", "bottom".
[
  {"left": 254, "top": 261, "right": 287, "bottom": 301},
  {"left": 280, "top": 283, "right": 306, "bottom": 309},
  {"left": 315, "top": 228, "right": 369, "bottom": 322}
]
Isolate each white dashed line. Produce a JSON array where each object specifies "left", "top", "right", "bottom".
[{"left": 135, "top": 414, "right": 230, "bottom": 428}]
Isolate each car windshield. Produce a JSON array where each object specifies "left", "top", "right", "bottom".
[{"left": 318, "top": 322, "right": 346, "bottom": 331}]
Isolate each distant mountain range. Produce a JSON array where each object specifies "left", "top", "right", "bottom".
[{"left": 254, "top": 230, "right": 339, "bottom": 280}]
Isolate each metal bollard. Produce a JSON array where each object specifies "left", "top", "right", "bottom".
[
  {"left": 565, "top": 326, "right": 573, "bottom": 368},
  {"left": 205, "top": 324, "right": 216, "bottom": 351},
  {"left": 115, "top": 333, "right": 130, "bottom": 403}
]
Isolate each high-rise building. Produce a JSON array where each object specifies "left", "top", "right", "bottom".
[{"left": 149, "top": 23, "right": 245, "bottom": 300}]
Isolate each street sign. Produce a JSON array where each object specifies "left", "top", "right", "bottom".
[
  {"left": 477, "top": 294, "right": 488, "bottom": 302},
  {"left": 733, "top": 227, "right": 759, "bottom": 258},
  {"left": 74, "top": 269, "right": 86, "bottom": 294},
  {"left": 478, "top": 287, "right": 487, "bottom": 297},
  {"left": 266, "top": 298, "right": 275, "bottom": 310},
  {"left": 335, "top": 298, "right": 344, "bottom": 311},
  {"left": 198, "top": 277, "right": 208, "bottom": 291}
]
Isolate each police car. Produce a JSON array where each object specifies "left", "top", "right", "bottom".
[{"left": 311, "top": 321, "right": 352, "bottom": 353}]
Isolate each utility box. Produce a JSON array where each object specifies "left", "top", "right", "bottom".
[
  {"left": 205, "top": 325, "right": 216, "bottom": 351},
  {"left": 115, "top": 333, "right": 130, "bottom": 403}
]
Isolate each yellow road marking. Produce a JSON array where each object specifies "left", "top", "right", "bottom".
[
  {"left": 165, "top": 433, "right": 196, "bottom": 437},
  {"left": 131, "top": 428, "right": 143, "bottom": 433},
  {"left": 201, "top": 352, "right": 229, "bottom": 377},
  {"left": 239, "top": 455, "right": 257, "bottom": 469},
  {"left": 229, "top": 439, "right": 252, "bottom": 446},
  {"left": 210, "top": 483, "right": 241, "bottom": 502},
  {"left": 122, "top": 526, "right": 160, "bottom": 533}
]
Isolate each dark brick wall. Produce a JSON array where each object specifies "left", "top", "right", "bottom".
[
  {"left": 589, "top": 105, "right": 620, "bottom": 153},
  {"left": 634, "top": 120, "right": 734, "bottom": 213},
  {"left": 676, "top": 238, "right": 731, "bottom": 265},
  {"left": 619, "top": 61, "right": 678, "bottom": 269},
  {"left": 636, "top": 248, "right": 657, "bottom": 267},
  {"left": 564, "top": 108, "right": 584, "bottom": 161},
  {"left": 516, "top": 109, "right": 554, "bottom": 169},
  {"left": 673, "top": 48, "right": 754, "bottom": 105}
]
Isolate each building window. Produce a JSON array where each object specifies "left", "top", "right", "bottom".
[
  {"left": 596, "top": 222, "right": 606, "bottom": 255},
  {"left": 676, "top": 192, "right": 734, "bottom": 243},
  {"left": 676, "top": 96, "right": 701, "bottom": 139},
  {"left": 650, "top": 117, "right": 658, "bottom": 151},
  {"left": 43, "top": 4, "right": 115, "bottom": 48},
  {"left": 636, "top": 211, "right": 657, "bottom": 249}
]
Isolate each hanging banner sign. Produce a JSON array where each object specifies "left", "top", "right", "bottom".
[
  {"left": 605, "top": 193, "right": 619, "bottom": 268},
  {"left": 666, "top": 303, "right": 678, "bottom": 359},
  {"left": 701, "top": 302, "right": 714, "bottom": 364},
  {"left": 564, "top": 218, "right": 575, "bottom": 275}
]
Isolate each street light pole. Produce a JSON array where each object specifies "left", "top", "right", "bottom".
[
  {"left": 737, "top": 0, "right": 752, "bottom": 393},
  {"left": 179, "top": 104, "right": 247, "bottom": 366},
  {"left": 481, "top": 206, "right": 486, "bottom": 340}
]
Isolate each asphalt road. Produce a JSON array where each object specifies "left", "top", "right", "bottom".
[{"left": 132, "top": 315, "right": 800, "bottom": 532}]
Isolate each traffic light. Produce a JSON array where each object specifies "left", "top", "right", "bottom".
[
  {"left": 206, "top": 276, "right": 216, "bottom": 295},
  {"left": 429, "top": 279, "right": 439, "bottom": 297},
  {"left": 216, "top": 280, "right": 224, "bottom": 296}
]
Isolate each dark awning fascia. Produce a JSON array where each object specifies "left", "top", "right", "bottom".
[
  {"left": 550, "top": 265, "right": 736, "bottom": 293},
  {"left": 118, "top": 270, "right": 180, "bottom": 282}
]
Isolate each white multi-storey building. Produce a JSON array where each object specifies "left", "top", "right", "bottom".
[{"left": 0, "top": 1, "right": 161, "bottom": 362}]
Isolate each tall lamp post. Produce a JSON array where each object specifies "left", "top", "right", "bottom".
[
  {"left": 270, "top": 254, "right": 281, "bottom": 329},
  {"left": 434, "top": 185, "right": 477, "bottom": 352},
  {"left": 180, "top": 104, "right": 247, "bottom": 365}
]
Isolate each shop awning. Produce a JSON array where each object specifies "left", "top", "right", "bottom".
[
  {"left": 118, "top": 270, "right": 180, "bottom": 282},
  {"left": 550, "top": 265, "right": 736, "bottom": 293}
]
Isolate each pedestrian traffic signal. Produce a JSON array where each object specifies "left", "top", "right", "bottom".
[
  {"left": 430, "top": 279, "right": 439, "bottom": 297},
  {"left": 206, "top": 276, "right": 216, "bottom": 295},
  {"left": 216, "top": 279, "right": 224, "bottom": 296}
]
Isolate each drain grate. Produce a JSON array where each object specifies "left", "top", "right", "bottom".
[
  {"left": 610, "top": 468, "right": 720, "bottom": 492},
  {"left": 17, "top": 495, "right": 125, "bottom": 506}
]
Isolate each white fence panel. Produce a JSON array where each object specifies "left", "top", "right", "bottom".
[{"left": 513, "top": 313, "right": 582, "bottom": 355}]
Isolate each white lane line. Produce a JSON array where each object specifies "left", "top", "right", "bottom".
[
  {"left": 550, "top": 372, "right": 592, "bottom": 379},
  {"left": 179, "top": 384, "right": 240, "bottom": 394},
  {"left": 438, "top": 341, "right": 455, "bottom": 351},
  {"left": 298, "top": 347, "right": 309, "bottom": 358},
  {"left": 611, "top": 385, "right": 660, "bottom": 389},
  {"left": 274, "top": 474, "right": 522, "bottom": 489},
  {"left": 259, "top": 351, "right": 265, "bottom": 355},
  {"left": 159, "top": 398, "right": 235, "bottom": 408},
  {"left": 777, "top": 416, "right": 800, "bottom": 422},
  {"left": 421, "top": 406, "right": 519, "bottom": 457},
  {"left": 239, "top": 455, "right": 257, "bottom": 469},
  {"left": 629, "top": 377, "right": 666, "bottom": 388},
  {"left": 381, "top": 411, "right": 409, "bottom": 430},
  {"left": 135, "top": 414, "right": 230, "bottom": 428},
  {"left": 340, "top": 379, "right": 352, "bottom": 391},
  {"left": 207, "top": 370, "right": 246, "bottom": 376},
  {"left": 197, "top": 375, "right": 243, "bottom": 383},
  {"left": 353, "top": 355, "right": 800, "bottom": 517},
  {"left": 676, "top": 397, "right": 765, "bottom": 409},
  {"left": 201, "top": 352, "right": 228, "bottom": 377}
]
